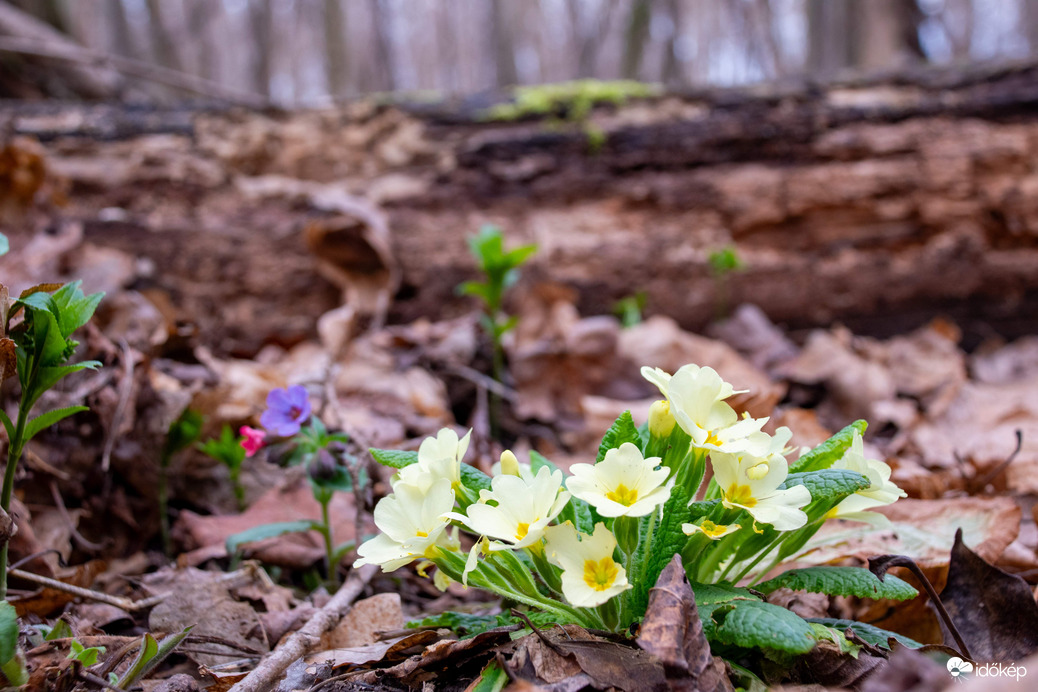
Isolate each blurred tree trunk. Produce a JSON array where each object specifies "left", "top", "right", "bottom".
[
  {"left": 324, "top": 0, "right": 349, "bottom": 97},
  {"left": 108, "top": 0, "right": 136, "bottom": 58},
  {"left": 369, "top": 0, "right": 395, "bottom": 91},
  {"left": 621, "top": 0, "right": 652, "bottom": 79},
  {"left": 248, "top": 0, "right": 272, "bottom": 96},
  {"left": 661, "top": 0, "right": 684, "bottom": 87},
  {"left": 490, "top": 0, "right": 517, "bottom": 87},
  {"left": 187, "top": 0, "right": 217, "bottom": 82},
  {"left": 145, "top": 0, "right": 184, "bottom": 72},
  {"left": 808, "top": 0, "right": 922, "bottom": 77}
]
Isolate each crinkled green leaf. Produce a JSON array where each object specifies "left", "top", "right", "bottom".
[
  {"left": 807, "top": 618, "right": 923, "bottom": 650},
  {"left": 226, "top": 520, "right": 322, "bottom": 555},
  {"left": 789, "top": 421, "right": 868, "bottom": 474},
  {"left": 710, "top": 600, "right": 816, "bottom": 654},
  {"left": 634, "top": 486, "right": 691, "bottom": 612},
  {"left": 781, "top": 469, "right": 870, "bottom": 507},
  {"left": 691, "top": 581, "right": 760, "bottom": 606},
  {"left": 757, "top": 567, "right": 918, "bottom": 601},
  {"left": 461, "top": 464, "right": 492, "bottom": 492},
  {"left": 23, "top": 406, "right": 88, "bottom": 442},
  {"left": 596, "top": 410, "right": 640, "bottom": 463},
  {"left": 369, "top": 448, "right": 418, "bottom": 469}
]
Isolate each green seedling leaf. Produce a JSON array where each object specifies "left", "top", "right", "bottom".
[
  {"left": 226, "top": 520, "right": 322, "bottom": 555},
  {"left": 808, "top": 623, "right": 861, "bottom": 657},
  {"left": 0, "top": 602, "right": 18, "bottom": 665},
  {"left": 807, "top": 618, "right": 923, "bottom": 650},
  {"left": 117, "top": 626, "right": 192, "bottom": 689},
  {"left": 165, "top": 409, "right": 204, "bottom": 458},
  {"left": 471, "top": 660, "right": 509, "bottom": 692},
  {"left": 709, "top": 600, "right": 816, "bottom": 655},
  {"left": 330, "top": 541, "right": 356, "bottom": 565},
  {"left": 49, "top": 282, "right": 103, "bottom": 339},
  {"left": 44, "top": 619, "right": 72, "bottom": 641},
  {"left": 756, "top": 567, "right": 918, "bottom": 601},
  {"left": 198, "top": 424, "right": 246, "bottom": 469},
  {"left": 596, "top": 410, "right": 640, "bottom": 463},
  {"left": 67, "top": 640, "right": 105, "bottom": 666},
  {"left": 369, "top": 448, "right": 417, "bottom": 469},
  {"left": 28, "top": 362, "right": 101, "bottom": 408},
  {"left": 789, "top": 421, "right": 868, "bottom": 474},
  {"left": 23, "top": 406, "right": 88, "bottom": 442}
]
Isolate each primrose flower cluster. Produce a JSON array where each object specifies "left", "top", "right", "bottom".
[{"left": 357, "top": 363, "right": 907, "bottom": 630}]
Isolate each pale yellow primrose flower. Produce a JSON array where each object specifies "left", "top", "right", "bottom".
[
  {"left": 567, "top": 442, "right": 671, "bottom": 518},
  {"left": 354, "top": 478, "right": 456, "bottom": 571},
  {"left": 682, "top": 519, "right": 740, "bottom": 540},
  {"left": 455, "top": 466, "right": 571, "bottom": 549},
  {"left": 396, "top": 427, "right": 472, "bottom": 491},
  {"left": 826, "top": 431, "right": 906, "bottom": 525},
  {"left": 641, "top": 364, "right": 767, "bottom": 454},
  {"left": 544, "top": 522, "right": 631, "bottom": 607},
  {"left": 711, "top": 443, "right": 811, "bottom": 531}
]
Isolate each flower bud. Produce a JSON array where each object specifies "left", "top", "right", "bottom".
[
  {"left": 499, "top": 449, "right": 520, "bottom": 477},
  {"left": 308, "top": 448, "right": 340, "bottom": 483},
  {"left": 648, "top": 400, "right": 676, "bottom": 438}
]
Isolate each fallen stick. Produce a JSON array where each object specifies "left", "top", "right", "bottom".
[{"left": 228, "top": 564, "right": 377, "bottom": 692}]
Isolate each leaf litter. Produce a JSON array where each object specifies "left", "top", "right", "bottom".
[{"left": 2, "top": 143, "right": 1038, "bottom": 690}]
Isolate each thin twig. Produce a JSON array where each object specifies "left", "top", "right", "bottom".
[
  {"left": 974, "top": 429, "right": 1024, "bottom": 489},
  {"left": 8, "top": 568, "right": 167, "bottom": 612},
  {"left": 76, "top": 668, "right": 129, "bottom": 692},
  {"left": 0, "top": 36, "right": 269, "bottom": 108},
  {"left": 444, "top": 363, "right": 519, "bottom": 403},
  {"left": 50, "top": 481, "right": 105, "bottom": 551},
  {"left": 101, "top": 341, "right": 135, "bottom": 474},
  {"left": 228, "top": 564, "right": 377, "bottom": 692}
]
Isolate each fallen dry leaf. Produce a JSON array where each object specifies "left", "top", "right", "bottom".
[
  {"left": 637, "top": 555, "right": 733, "bottom": 692},
  {"left": 939, "top": 529, "right": 1038, "bottom": 663},
  {"left": 319, "top": 593, "right": 404, "bottom": 649}
]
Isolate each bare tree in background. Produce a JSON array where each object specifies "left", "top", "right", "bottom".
[
  {"left": 325, "top": 0, "right": 349, "bottom": 97},
  {"left": 621, "top": 0, "right": 652, "bottom": 79}
]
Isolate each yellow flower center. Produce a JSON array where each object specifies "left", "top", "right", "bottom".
[
  {"left": 704, "top": 430, "right": 723, "bottom": 447},
  {"left": 515, "top": 522, "right": 530, "bottom": 541},
  {"left": 746, "top": 462, "right": 770, "bottom": 480},
  {"left": 606, "top": 483, "right": 639, "bottom": 506},
  {"left": 700, "top": 520, "right": 729, "bottom": 538},
  {"left": 415, "top": 530, "right": 429, "bottom": 538},
  {"left": 582, "top": 557, "right": 619, "bottom": 591},
  {"left": 725, "top": 483, "right": 757, "bottom": 507}
]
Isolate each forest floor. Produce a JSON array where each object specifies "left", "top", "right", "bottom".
[{"left": 1, "top": 97, "right": 1037, "bottom": 691}]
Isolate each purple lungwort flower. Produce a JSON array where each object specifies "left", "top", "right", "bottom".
[{"left": 260, "top": 385, "right": 312, "bottom": 437}]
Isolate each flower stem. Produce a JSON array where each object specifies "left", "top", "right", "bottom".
[
  {"left": 319, "top": 493, "right": 338, "bottom": 587},
  {"left": 0, "top": 398, "right": 31, "bottom": 602}
]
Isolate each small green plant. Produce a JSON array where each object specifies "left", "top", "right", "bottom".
[
  {"left": 198, "top": 423, "right": 249, "bottom": 511},
  {"left": 457, "top": 225, "right": 536, "bottom": 434},
  {"left": 0, "top": 601, "right": 26, "bottom": 688},
  {"left": 358, "top": 362, "right": 918, "bottom": 685},
  {"left": 0, "top": 279, "right": 102, "bottom": 601},
  {"left": 159, "top": 408, "right": 204, "bottom": 555},
  {"left": 613, "top": 292, "right": 647, "bottom": 328},
  {"left": 225, "top": 386, "right": 360, "bottom": 587},
  {"left": 708, "top": 245, "right": 744, "bottom": 319},
  {"left": 112, "top": 626, "right": 192, "bottom": 689}
]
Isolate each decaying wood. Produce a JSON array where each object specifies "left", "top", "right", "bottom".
[{"left": 5, "top": 61, "right": 1038, "bottom": 355}]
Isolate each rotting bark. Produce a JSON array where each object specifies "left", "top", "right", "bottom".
[{"left": 5, "top": 60, "right": 1038, "bottom": 356}]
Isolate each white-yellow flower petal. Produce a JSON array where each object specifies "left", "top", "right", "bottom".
[
  {"left": 544, "top": 523, "right": 630, "bottom": 607},
  {"left": 566, "top": 443, "right": 670, "bottom": 518}
]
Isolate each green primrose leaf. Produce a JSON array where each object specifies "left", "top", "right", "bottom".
[
  {"left": 23, "top": 406, "right": 88, "bottom": 443},
  {"left": 691, "top": 581, "right": 760, "bottom": 606},
  {"left": 369, "top": 448, "right": 417, "bottom": 469},
  {"left": 596, "top": 410, "right": 640, "bottom": 463},
  {"left": 460, "top": 464, "right": 492, "bottom": 493},
  {"left": 226, "top": 520, "right": 323, "bottom": 555},
  {"left": 806, "top": 618, "right": 923, "bottom": 650},
  {"left": 635, "top": 486, "right": 691, "bottom": 612},
  {"left": 407, "top": 612, "right": 500, "bottom": 636},
  {"left": 708, "top": 600, "right": 816, "bottom": 655},
  {"left": 756, "top": 567, "right": 918, "bottom": 601},
  {"left": 780, "top": 469, "right": 870, "bottom": 508},
  {"left": 808, "top": 623, "right": 860, "bottom": 657},
  {"left": 788, "top": 421, "right": 868, "bottom": 474},
  {"left": 0, "top": 602, "right": 19, "bottom": 665}
]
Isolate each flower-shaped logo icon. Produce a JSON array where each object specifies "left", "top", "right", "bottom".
[{"left": 947, "top": 657, "right": 974, "bottom": 679}]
